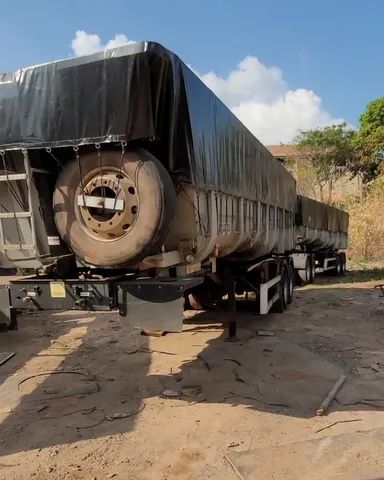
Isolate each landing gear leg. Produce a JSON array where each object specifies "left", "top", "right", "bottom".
[{"left": 226, "top": 275, "right": 238, "bottom": 341}]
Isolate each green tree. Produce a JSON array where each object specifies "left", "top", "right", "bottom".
[
  {"left": 352, "top": 97, "right": 384, "bottom": 183},
  {"left": 295, "top": 123, "right": 356, "bottom": 203}
]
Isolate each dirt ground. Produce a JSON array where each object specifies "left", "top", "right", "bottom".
[{"left": 1, "top": 270, "right": 384, "bottom": 479}]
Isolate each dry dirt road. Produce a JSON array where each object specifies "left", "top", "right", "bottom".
[{"left": 1, "top": 271, "right": 384, "bottom": 479}]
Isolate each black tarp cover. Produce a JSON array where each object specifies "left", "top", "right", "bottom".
[
  {"left": 296, "top": 195, "right": 349, "bottom": 234},
  {"left": 0, "top": 42, "right": 296, "bottom": 210}
]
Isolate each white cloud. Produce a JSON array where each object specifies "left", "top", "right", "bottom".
[
  {"left": 71, "top": 31, "right": 134, "bottom": 57},
  {"left": 70, "top": 32, "right": 343, "bottom": 144},
  {"left": 200, "top": 56, "right": 285, "bottom": 107},
  {"left": 104, "top": 34, "right": 134, "bottom": 50},
  {"left": 198, "top": 57, "right": 343, "bottom": 144}
]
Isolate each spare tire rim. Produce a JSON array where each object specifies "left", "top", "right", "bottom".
[{"left": 75, "top": 169, "right": 139, "bottom": 241}]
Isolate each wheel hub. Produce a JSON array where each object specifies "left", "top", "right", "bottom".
[{"left": 77, "top": 171, "right": 139, "bottom": 240}]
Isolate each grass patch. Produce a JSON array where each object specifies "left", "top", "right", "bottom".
[{"left": 318, "top": 268, "right": 384, "bottom": 285}]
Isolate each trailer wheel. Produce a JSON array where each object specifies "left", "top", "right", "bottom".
[
  {"left": 309, "top": 256, "right": 316, "bottom": 283},
  {"left": 53, "top": 149, "right": 176, "bottom": 268},
  {"left": 340, "top": 252, "right": 347, "bottom": 275},
  {"left": 286, "top": 264, "right": 294, "bottom": 305},
  {"left": 185, "top": 280, "right": 223, "bottom": 311},
  {"left": 298, "top": 256, "right": 312, "bottom": 285},
  {"left": 187, "top": 292, "right": 217, "bottom": 311},
  {"left": 333, "top": 254, "right": 342, "bottom": 276},
  {"left": 187, "top": 292, "right": 209, "bottom": 311}
]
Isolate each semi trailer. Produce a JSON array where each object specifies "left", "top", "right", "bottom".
[
  {"left": 292, "top": 195, "right": 348, "bottom": 284},
  {"left": 0, "top": 42, "right": 348, "bottom": 334}
]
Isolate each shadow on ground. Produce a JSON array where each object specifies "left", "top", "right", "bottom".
[
  {"left": 0, "top": 273, "right": 384, "bottom": 457},
  {"left": 0, "top": 310, "right": 151, "bottom": 457},
  {"left": 316, "top": 267, "right": 384, "bottom": 284}
]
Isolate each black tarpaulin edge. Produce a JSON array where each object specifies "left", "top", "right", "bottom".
[
  {"left": 0, "top": 41, "right": 296, "bottom": 211},
  {"left": 296, "top": 195, "right": 349, "bottom": 234}
]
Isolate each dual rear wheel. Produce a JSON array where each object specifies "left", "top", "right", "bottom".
[
  {"left": 186, "top": 260, "right": 294, "bottom": 314},
  {"left": 297, "top": 255, "right": 315, "bottom": 285},
  {"left": 271, "top": 262, "right": 294, "bottom": 313},
  {"left": 333, "top": 252, "right": 347, "bottom": 276}
]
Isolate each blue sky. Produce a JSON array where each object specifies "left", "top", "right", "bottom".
[{"left": 0, "top": 0, "right": 382, "bottom": 143}]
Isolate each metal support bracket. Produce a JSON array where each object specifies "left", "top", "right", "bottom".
[
  {"left": 323, "top": 257, "right": 336, "bottom": 271},
  {"left": 227, "top": 275, "right": 237, "bottom": 339},
  {"left": 260, "top": 275, "right": 281, "bottom": 314},
  {"left": 77, "top": 195, "right": 124, "bottom": 211}
]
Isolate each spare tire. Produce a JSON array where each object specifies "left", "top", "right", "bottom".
[{"left": 53, "top": 148, "right": 176, "bottom": 268}]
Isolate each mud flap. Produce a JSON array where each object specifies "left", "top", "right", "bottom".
[{"left": 118, "top": 277, "right": 204, "bottom": 332}]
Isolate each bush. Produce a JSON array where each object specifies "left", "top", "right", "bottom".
[{"left": 347, "top": 177, "right": 384, "bottom": 261}]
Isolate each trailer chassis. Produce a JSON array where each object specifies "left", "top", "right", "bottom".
[
  {"left": 291, "top": 250, "right": 347, "bottom": 284},
  {"left": 0, "top": 269, "right": 205, "bottom": 332},
  {"left": 0, "top": 254, "right": 294, "bottom": 338}
]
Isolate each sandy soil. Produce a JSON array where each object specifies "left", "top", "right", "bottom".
[{"left": 1, "top": 271, "right": 384, "bottom": 479}]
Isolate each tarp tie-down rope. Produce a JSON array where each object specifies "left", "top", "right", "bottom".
[
  {"left": 112, "top": 141, "right": 127, "bottom": 212},
  {"left": 95, "top": 143, "right": 104, "bottom": 214},
  {"left": 74, "top": 146, "right": 86, "bottom": 209}
]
